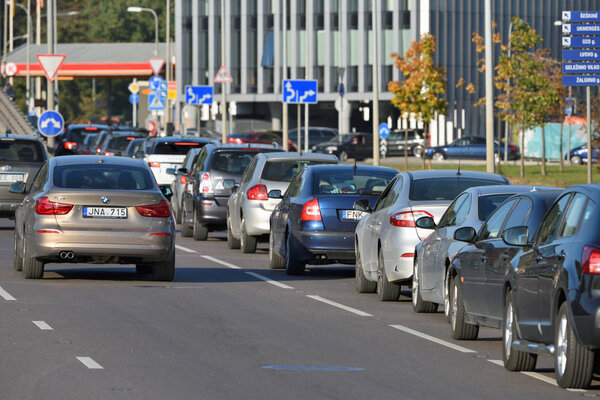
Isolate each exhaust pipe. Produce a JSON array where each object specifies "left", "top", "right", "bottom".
[{"left": 59, "top": 251, "right": 75, "bottom": 260}]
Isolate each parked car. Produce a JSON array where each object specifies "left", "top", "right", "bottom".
[
  {"left": 288, "top": 127, "right": 338, "bottom": 150},
  {"left": 567, "top": 144, "right": 598, "bottom": 165},
  {"left": 424, "top": 136, "right": 520, "bottom": 161},
  {"left": 180, "top": 143, "right": 285, "bottom": 240},
  {"left": 124, "top": 138, "right": 146, "bottom": 158},
  {"left": 0, "top": 134, "right": 48, "bottom": 218},
  {"left": 227, "top": 131, "right": 294, "bottom": 150},
  {"left": 167, "top": 147, "right": 203, "bottom": 224},
  {"left": 312, "top": 133, "right": 379, "bottom": 162},
  {"left": 11, "top": 155, "right": 176, "bottom": 281},
  {"left": 226, "top": 152, "right": 339, "bottom": 253},
  {"left": 99, "top": 131, "right": 146, "bottom": 157},
  {"left": 269, "top": 164, "right": 397, "bottom": 275},
  {"left": 385, "top": 129, "right": 425, "bottom": 157},
  {"left": 54, "top": 124, "right": 107, "bottom": 156},
  {"left": 413, "top": 185, "right": 557, "bottom": 318},
  {"left": 354, "top": 170, "right": 510, "bottom": 301}
]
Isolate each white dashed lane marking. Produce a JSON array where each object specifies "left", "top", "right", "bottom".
[
  {"left": 307, "top": 295, "right": 372, "bottom": 317},
  {"left": 175, "top": 245, "right": 197, "bottom": 254},
  {"left": 32, "top": 321, "right": 53, "bottom": 330},
  {"left": 201, "top": 255, "right": 242, "bottom": 269},
  {"left": 390, "top": 324, "right": 476, "bottom": 353},
  {"left": 0, "top": 286, "right": 16, "bottom": 301},
  {"left": 76, "top": 357, "right": 104, "bottom": 370},
  {"left": 245, "top": 272, "right": 294, "bottom": 289}
]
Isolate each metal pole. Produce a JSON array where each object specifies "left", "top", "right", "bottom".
[
  {"left": 35, "top": 0, "right": 41, "bottom": 116},
  {"left": 8, "top": 0, "right": 14, "bottom": 85},
  {"left": 304, "top": 0, "right": 309, "bottom": 154},
  {"left": 282, "top": 0, "right": 288, "bottom": 150},
  {"left": 297, "top": 103, "right": 301, "bottom": 153},
  {"left": 46, "top": 0, "right": 54, "bottom": 113},
  {"left": 220, "top": 0, "right": 227, "bottom": 143},
  {"left": 484, "top": 0, "right": 494, "bottom": 173},
  {"left": 503, "top": 22, "right": 513, "bottom": 163},
  {"left": 371, "top": 0, "right": 379, "bottom": 166},
  {"left": 166, "top": 0, "right": 171, "bottom": 124},
  {"left": 568, "top": 87, "right": 572, "bottom": 164},
  {"left": 2, "top": 0, "right": 7, "bottom": 69},
  {"left": 587, "top": 86, "right": 592, "bottom": 184},
  {"left": 133, "top": 78, "right": 137, "bottom": 127},
  {"left": 26, "top": 1, "right": 30, "bottom": 115},
  {"left": 152, "top": 10, "right": 158, "bottom": 57}
]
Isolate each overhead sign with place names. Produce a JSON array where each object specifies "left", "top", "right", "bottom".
[
  {"left": 562, "top": 11, "right": 600, "bottom": 23},
  {"left": 282, "top": 80, "right": 318, "bottom": 104},
  {"left": 562, "top": 37, "right": 600, "bottom": 48},
  {"left": 562, "top": 13, "right": 600, "bottom": 86}
]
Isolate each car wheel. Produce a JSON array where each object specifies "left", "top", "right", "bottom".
[
  {"left": 23, "top": 240, "right": 44, "bottom": 279},
  {"left": 571, "top": 155, "right": 583, "bottom": 165},
  {"left": 240, "top": 219, "right": 257, "bottom": 254},
  {"left": 502, "top": 290, "right": 537, "bottom": 371},
  {"left": 432, "top": 152, "right": 445, "bottom": 161},
  {"left": 450, "top": 276, "right": 479, "bottom": 340},
  {"left": 136, "top": 264, "right": 152, "bottom": 274},
  {"left": 174, "top": 201, "right": 183, "bottom": 224},
  {"left": 284, "top": 231, "right": 305, "bottom": 275},
  {"left": 13, "top": 231, "right": 23, "bottom": 272},
  {"left": 268, "top": 232, "right": 285, "bottom": 269},
  {"left": 412, "top": 261, "right": 438, "bottom": 313},
  {"left": 181, "top": 202, "right": 193, "bottom": 238},
  {"left": 227, "top": 215, "right": 241, "bottom": 249},
  {"left": 554, "top": 302, "right": 594, "bottom": 388},
  {"left": 376, "top": 248, "right": 400, "bottom": 301},
  {"left": 192, "top": 208, "right": 208, "bottom": 241},
  {"left": 339, "top": 150, "right": 348, "bottom": 163},
  {"left": 412, "top": 145, "right": 424, "bottom": 157},
  {"left": 444, "top": 268, "right": 452, "bottom": 322},
  {"left": 355, "top": 241, "right": 376, "bottom": 293},
  {"left": 152, "top": 251, "right": 175, "bottom": 282}
]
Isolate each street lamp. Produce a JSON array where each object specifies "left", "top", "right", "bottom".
[{"left": 127, "top": 6, "right": 159, "bottom": 57}]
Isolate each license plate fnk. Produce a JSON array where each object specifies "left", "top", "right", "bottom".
[{"left": 342, "top": 210, "right": 367, "bottom": 221}]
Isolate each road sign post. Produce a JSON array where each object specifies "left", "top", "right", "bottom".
[{"left": 214, "top": 66, "right": 233, "bottom": 143}]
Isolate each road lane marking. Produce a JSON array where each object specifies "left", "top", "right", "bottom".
[
  {"left": 76, "top": 357, "right": 104, "bottom": 369},
  {"left": 175, "top": 245, "right": 197, "bottom": 254},
  {"left": 0, "top": 286, "right": 16, "bottom": 301},
  {"left": 389, "top": 324, "right": 476, "bottom": 353},
  {"left": 245, "top": 272, "right": 294, "bottom": 289},
  {"left": 488, "top": 359, "right": 504, "bottom": 366},
  {"left": 307, "top": 295, "right": 372, "bottom": 317},
  {"left": 32, "top": 321, "right": 53, "bottom": 330},
  {"left": 201, "top": 255, "right": 242, "bottom": 269},
  {"left": 521, "top": 371, "right": 557, "bottom": 386}
]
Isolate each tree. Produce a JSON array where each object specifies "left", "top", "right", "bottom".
[{"left": 389, "top": 33, "right": 448, "bottom": 169}]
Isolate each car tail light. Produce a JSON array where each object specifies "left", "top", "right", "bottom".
[
  {"left": 390, "top": 210, "right": 434, "bottom": 227},
  {"left": 301, "top": 198, "right": 321, "bottom": 221},
  {"left": 95, "top": 147, "right": 101, "bottom": 154},
  {"left": 179, "top": 175, "right": 187, "bottom": 185},
  {"left": 199, "top": 172, "right": 213, "bottom": 194},
  {"left": 83, "top": 150, "right": 89, "bottom": 155},
  {"left": 247, "top": 184, "right": 268, "bottom": 200},
  {"left": 35, "top": 197, "right": 73, "bottom": 215},
  {"left": 103, "top": 151, "right": 112, "bottom": 156},
  {"left": 228, "top": 138, "right": 243, "bottom": 144},
  {"left": 582, "top": 246, "right": 600, "bottom": 274},
  {"left": 149, "top": 161, "right": 161, "bottom": 168},
  {"left": 64, "top": 141, "right": 77, "bottom": 150},
  {"left": 84, "top": 127, "right": 98, "bottom": 131},
  {"left": 510, "top": 145, "right": 517, "bottom": 152},
  {"left": 136, "top": 200, "right": 171, "bottom": 218},
  {"left": 401, "top": 253, "right": 415, "bottom": 258}
]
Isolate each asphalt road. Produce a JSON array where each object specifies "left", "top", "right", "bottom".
[{"left": 0, "top": 219, "right": 596, "bottom": 399}]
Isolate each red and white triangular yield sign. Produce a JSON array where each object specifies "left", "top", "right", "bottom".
[
  {"left": 36, "top": 54, "right": 66, "bottom": 82},
  {"left": 148, "top": 58, "right": 165, "bottom": 75},
  {"left": 214, "top": 65, "right": 233, "bottom": 83}
]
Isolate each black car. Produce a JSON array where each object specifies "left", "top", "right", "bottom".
[
  {"left": 385, "top": 129, "right": 425, "bottom": 157},
  {"left": 180, "top": 143, "right": 285, "bottom": 240},
  {"left": 54, "top": 124, "right": 107, "bottom": 156},
  {"left": 0, "top": 134, "right": 48, "bottom": 218},
  {"left": 124, "top": 138, "right": 146, "bottom": 158},
  {"left": 289, "top": 127, "right": 338, "bottom": 150},
  {"left": 77, "top": 133, "right": 98, "bottom": 155},
  {"left": 312, "top": 133, "right": 374, "bottom": 162},
  {"left": 99, "top": 131, "right": 147, "bottom": 157}
]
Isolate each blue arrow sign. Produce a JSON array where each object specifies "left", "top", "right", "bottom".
[
  {"left": 185, "top": 85, "right": 213, "bottom": 105},
  {"left": 149, "top": 75, "right": 164, "bottom": 92},
  {"left": 562, "top": 23, "right": 600, "bottom": 35},
  {"left": 562, "top": 50, "right": 600, "bottom": 61},
  {"left": 562, "top": 37, "right": 600, "bottom": 48},
  {"left": 129, "top": 93, "right": 139, "bottom": 104},
  {"left": 282, "top": 80, "right": 318, "bottom": 104},
  {"left": 563, "top": 11, "right": 600, "bottom": 23},
  {"left": 562, "top": 75, "right": 600, "bottom": 86},
  {"left": 148, "top": 93, "right": 165, "bottom": 110},
  {"left": 379, "top": 123, "right": 390, "bottom": 139},
  {"left": 38, "top": 110, "right": 64, "bottom": 137},
  {"left": 563, "top": 63, "right": 600, "bottom": 73}
]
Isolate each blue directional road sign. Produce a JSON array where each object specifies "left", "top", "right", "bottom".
[
  {"left": 562, "top": 50, "right": 600, "bottom": 61},
  {"left": 563, "top": 63, "right": 600, "bottom": 73},
  {"left": 185, "top": 85, "right": 213, "bottom": 105},
  {"left": 562, "top": 37, "right": 600, "bottom": 48},
  {"left": 38, "top": 110, "right": 64, "bottom": 137},
  {"left": 562, "top": 75, "right": 600, "bottom": 86},
  {"left": 158, "top": 81, "right": 168, "bottom": 100},
  {"left": 379, "top": 123, "right": 390, "bottom": 139},
  {"left": 282, "top": 80, "right": 318, "bottom": 104},
  {"left": 149, "top": 75, "right": 164, "bottom": 92},
  {"left": 562, "top": 24, "right": 600, "bottom": 35},
  {"left": 562, "top": 11, "right": 600, "bottom": 23},
  {"left": 148, "top": 93, "right": 165, "bottom": 111},
  {"left": 129, "top": 93, "right": 139, "bottom": 105}
]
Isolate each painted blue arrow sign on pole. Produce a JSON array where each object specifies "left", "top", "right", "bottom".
[
  {"left": 129, "top": 93, "right": 139, "bottom": 104},
  {"left": 185, "top": 85, "right": 213, "bottom": 105},
  {"left": 562, "top": 11, "right": 600, "bottom": 23},
  {"left": 282, "top": 80, "right": 318, "bottom": 104},
  {"left": 38, "top": 110, "right": 64, "bottom": 137},
  {"left": 378, "top": 123, "right": 390, "bottom": 139},
  {"left": 148, "top": 93, "right": 165, "bottom": 110},
  {"left": 149, "top": 75, "right": 164, "bottom": 92},
  {"left": 562, "top": 50, "right": 600, "bottom": 61}
]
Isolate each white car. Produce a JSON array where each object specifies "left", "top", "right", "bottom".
[
  {"left": 226, "top": 152, "right": 338, "bottom": 253},
  {"left": 354, "top": 169, "right": 510, "bottom": 301}
]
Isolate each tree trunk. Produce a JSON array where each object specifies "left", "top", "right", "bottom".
[
  {"left": 559, "top": 121, "right": 564, "bottom": 172},
  {"left": 404, "top": 124, "right": 408, "bottom": 171},
  {"left": 541, "top": 125, "right": 546, "bottom": 176},
  {"left": 520, "top": 127, "right": 525, "bottom": 178}
]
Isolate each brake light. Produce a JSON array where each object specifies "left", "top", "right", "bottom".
[
  {"left": 136, "top": 200, "right": 171, "bottom": 218},
  {"left": 301, "top": 198, "right": 322, "bottom": 221},
  {"left": 84, "top": 127, "right": 98, "bottom": 131},
  {"left": 64, "top": 141, "right": 77, "bottom": 150},
  {"left": 149, "top": 161, "right": 161, "bottom": 168},
  {"left": 95, "top": 147, "right": 101, "bottom": 154},
  {"left": 175, "top": 142, "right": 200, "bottom": 146},
  {"left": 127, "top": 137, "right": 135, "bottom": 140},
  {"left": 401, "top": 253, "right": 415, "bottom": 258},
  {"left": 509, "top": 145, "right": 517, "bottom": 152},
  {"left": 103, "top": 151, "right": 112, "bottom": 156},
  {"left": 179, "top": 175, "right": 187, "bottom": 185},
  {"left": 582, "top": 246, "right": 600, "bottom": 274},
  {"left": 390, "top": 210, "right": 434, "bottom": 227},
  {"left": 228, "top": 138, "right": 243, "bottom": 144},
  {"left": 247, "top": 184, "right": 268, "bottom": 200},
  {"left": 34, "top": 197, "right": 73, "bottom": 215},
  {"left": 199, "top": 172, "right": 213, "bottom": 194}
]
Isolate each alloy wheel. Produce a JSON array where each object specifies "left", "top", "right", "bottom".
[
  {"left": 556, "top": 313, "right": 568, "bottom": 378},
  {"left": 504, "top": 301, "right": 513, "bottom": 360}
]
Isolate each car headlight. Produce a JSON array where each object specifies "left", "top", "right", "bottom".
[{"left": 325, "top": 146, "right": 338, "bottom": 152}]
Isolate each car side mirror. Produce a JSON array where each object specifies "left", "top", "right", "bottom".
[
  {"left": 353, "top": 198, "right": 372, "bottom": 213},
  {"left": 223, "top": 179, "right": 237, "bottom": 191},
  {"left": 134, "top": 150, "right": 145, "bottom": 159},
  {"left": 454, "top": 226, "right": 476, "bottom": 243},
  {"left": 502, "top": 226, "right": 530, "bottom": 247},
  {"left": 415, "top": 216, "right": 436, "bottom": 229},
  {"left": 268, "top": 189, "right": 282, "bottom": 199},
  {"left": 166, "top": 168, "right": 176, "bottom": 175},
  {"left": 160, "top": 186, "right": 173, "bottom": 200},
  {"left": 176, "top": 167, "right": 188, "bottom": 176},
  {"left": 9, "top": 181, "right": 26, "bottom": 194}
]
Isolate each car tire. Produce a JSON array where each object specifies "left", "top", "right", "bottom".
[
  {"left": 174, "top": 201, "right": 183, "bottom": 224},
  {"left": 355, "top": 242, "right": 376, "bottom": 293},
  {"left": 412, "top": 145, "right": 424, "bottom": 157},
  {"left": 240, "top": 219, "right": 257, "bottom": 253},
  {"left": 192, "top": 209, "right": 208, "bottom": 241},
  {"left": 554, "top": 302, "right": 594, "bottom": 388},
  {"left": 339, "top": 150, "right": 348, "bottom": 163},
  {"left": 136, "top": 264, "right": 152, "bottom": 274},
  {"left": 432, "top": 152, "right": 445, "bottom": 161},
  {"left": 181, "top": 203, "right": 193, "bottom": 237},
  {"left": 268, "top": 233, "right": 285, "bottom": 269},
  {"left": 412, "top": 261, "right": 438, "bottom": 313},
  {"left": 503, "top": 290, "right": 537, "bottom": 371},
  {"left": 444, "top": 268, "right": 452, "bottom": 322},
  {"left": 377, "top": 249, "right": 400, "bottom": 301},
  {"left": 23, "top": 241, "right": 44, "bottom": 279},
  {"left": 13, "top": 231, "right": 23, "bottom": 272},
  {"left": 450, "top": 276, "right": 479, "bottom": 340},
  {"left": 152, "top": 251, "right": 175, "bottom": 282},
  {"left": 227, "top": 215, "right": 241, "bottom": 249},
  {"left": 571, "top": 155, "right": 583, "bottom": 165},
  {"left": 284, "top": 231, "right": 305, "bottom": 275}
]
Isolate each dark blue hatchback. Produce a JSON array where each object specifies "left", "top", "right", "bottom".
[{"left": 268, "top": 164, "right": 397, "bottom": 275}]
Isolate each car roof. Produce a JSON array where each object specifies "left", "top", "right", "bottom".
[
  {"left": 208, "top": 143, "right": 284, "bottom": 150},
  {"left": 406, "top": 169, "right": 508, "bottom": 182},
  {"left": 306, "top": 164, "right": 397, "bottom": 174},
  {"left": 464, "top": 185, "right": 560, "bottom": 196},
  {"left": 153, "top": 136, "right": 213, "bottom": 143},
  {"left": 0, "top": 133, "right": 43, "bottom": 141},
  {"left": 52, "top": 155, "right": 146, "bottom": 167},
  {"left": 260, "top": 152, "right": 338, "bottom": 161},
  {"left": 67, "top": 124, "right": 108, "bottom": 130}
]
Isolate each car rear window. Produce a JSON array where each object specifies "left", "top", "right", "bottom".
[
  {"left": 478, "top": 194, "right": 514, "bottom": 221},
  {"left": 261, "top": 159, "right": 337, "bottom": 182},
  {"left": 409, "top": 177, "right": 505, "bottom": 201},
  {"left": 108, "top": 136, "right": 141, "bottom": 151},
  {"left": 53, "top": 164, "right": 154, "bottom": 190},
  {"left": 211, "top": 151, "right": 260, "bottom": 174},
  {"left": 0, "top": 139, "right": 44, "bottom": 162},
  {"left": 153, "top": 141, "right": 206, "bottom": 155},
  {"left": 68, "top": 127, "right": 101, "bottom": 143},
  {"left": 315, "top": 170, "right": 395, "bottom": 195}
]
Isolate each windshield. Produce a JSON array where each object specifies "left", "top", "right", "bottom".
[
  {"left": 108, "top": 136, "right": 141, "bottom": 151},
  {"left": 0, "top": 140, "right": 44, "bottom": 162},
  {"left": 409, "top": 178, "right": 505, "bottom": 201},
  {"left": 153, "top": 141, "right": 206, "bottom": 155},
  {"left": 261, "top": 159, "right": 337, "bottom": 182},
  {"left": 478, "top": 194, "right": 514, "bottom": 221},
  {"left": 210, "top": 151, "right": 259, "bottom": 174},
  {"left": 314, "top": 170, "right": 394, "bottom": 195},
  {"left": 53, "top": 164, "right": 154, "bottom": 190}
]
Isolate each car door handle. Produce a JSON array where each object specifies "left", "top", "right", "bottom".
[
  {"left": 502, "top": 253, "right": 509, "bottom": 261},
  {"left": 557, "top": 250, "right": 565, "bottom": 260},
  {"left": 536, "top": 255, "right": 543, "bottom": 262},
  {"left": 480, "top": 255, "right": 486, "bottom": 262}
]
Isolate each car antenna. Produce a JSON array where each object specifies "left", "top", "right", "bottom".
[
  {"left": 457, "top": 159, "right": 462, "bottom": 176},
  {"left": 353, "top": 159, "right": 357, "bottom": 175}
]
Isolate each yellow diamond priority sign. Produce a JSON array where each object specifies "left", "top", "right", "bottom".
[{"left": 128, "top": 82, "right": 140, "bottom": 94}]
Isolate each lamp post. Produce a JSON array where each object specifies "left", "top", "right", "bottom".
[
  {"left": 127, "top": 6, "right": 159, "bottom": 57},
  {"left": 14, "top": 2, "right": 31, "bottom": 114}
]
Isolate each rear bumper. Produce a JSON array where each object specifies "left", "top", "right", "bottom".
[
  {"left": 571, "top": 288, "right": 600, "bottom": 348},
  {"left": 294, "top": 230, "right": 355, "bottom": 264},
  {"left": 243, "top": 202, "right": 274, "bottom": 236},
  {"left": 194, "top": 196, "right": 227, "bottom": 229}
]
